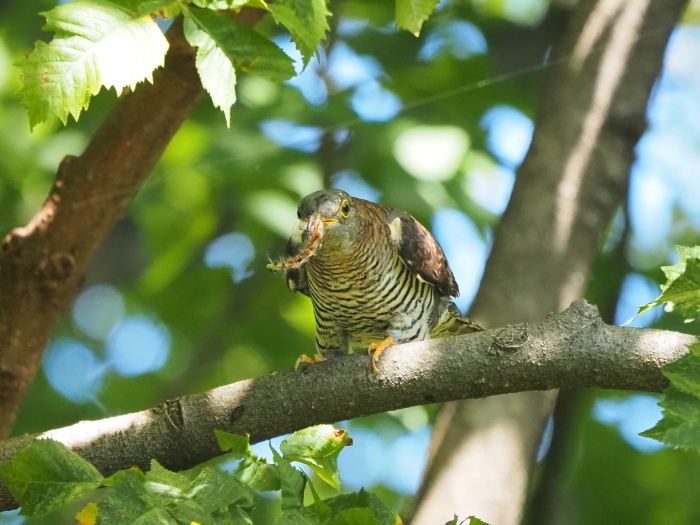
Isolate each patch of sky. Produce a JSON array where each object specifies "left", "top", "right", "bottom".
[
  {"left": 337, "top": 17, "right": 369, "bottom": 37},
  {"left": 337, "top": 428, "right": 386, "bottom": 490},
  {"left": 394, "top": 126, "right": 469, "bottom": 181},
  {"left": 432, "top": 209, "right": 488, "bottom": 312},
  {"left": 259, "top": 119, "right": 324, "bottom": 153},
  {"left": 383, "top": 426, "right": 431, "bottom": 494},
  {"left": 418, "top": 20, "right": 487, "bottom": 62},
  {"left": 480, "top": 105, "right": 533, "bottom": 168},
  {"left": 331, "top": 171, "right": 381, "bottom": 202},
  {"left": 593, "top": 394, "right": 667, "bottom": 453},
  {"left": 0, "top": 509, "right": 24, "bottom": 525},
  {"left": 105, "top": 316, "right": 170, "bottom": 377},
  {"left": 627, "top": 165, "right": 674, "bottom": 256},
  {"left": 464, "top": 151, "right": 515, "bottom": 216},
  {"left": 328, "top": 41, "right": 385, "bottom": 90},
  {"left": 614, "top": 273, "right": 662, "bottom": 328},
  {"left": 627, "top": 25, "right": 700, "bottom": 262},
  {"left": 205, "top": 232, "right": 255, "bottom": 283},
  {"left": 350, "top": 81, "right": 403, "bottom": 122},
  {"left": 43, "top": 340, "right": 107, "bottom": 404},
  {"left": 536, "top": 416, "right": 554, "bottom": 462},
  {"left": 72, "top": 285, "right": 125, "bottom": 341}
]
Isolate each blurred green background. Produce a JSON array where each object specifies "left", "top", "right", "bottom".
[{"left": 1, "top": 0, "right": 700, "bottom": 523}]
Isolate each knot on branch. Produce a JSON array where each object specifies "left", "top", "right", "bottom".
[
  {"left": 491, "top": 324, "right": 528, "bottom": 352},
  {"left": 38, "top": 252, "right": 76, "bottom": 291}
]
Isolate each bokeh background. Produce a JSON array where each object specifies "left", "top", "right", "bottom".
[{"left": 1, "top": 0, "right": 700, "bottom": 523}]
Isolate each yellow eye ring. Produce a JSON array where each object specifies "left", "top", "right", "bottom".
[{"left": 339, "top": 199, "right": 350, "bottom": 218}]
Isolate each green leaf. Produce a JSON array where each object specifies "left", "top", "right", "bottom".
[
  {"left": 275, "top": 508, "right": 321, "bottom": 525},
  {"left": 468, "top": 518, "right": 491, "bottom": 525},
  {"left": 188, "top": 465, "right": 256, "bottom": 514},
  {"left": 395, "top": 0, "right": 439, "bottom": 36},
  {"left": 638, "top": 245, "right": 700, "bottom": 322},
  {"left": 182, "top": 5, "right": 295, "bottom": 81},
  {"left": 192, "top": 0, "right": 267, "bottom": 8},
  {"left": 93, "top": 469, "right": 167, "bottom": 524},
  {"left": 328, "top": 508, "right": 384, "bottom": 525},
  {"left": 136, "top": 0, "right": 181, "bottom": 17},
  {"left": 444, "top": 517, "right": 459, "bottom": 525},
  {"left": 280, "top": 426, "right": 351, "bottom": 489},
  {"left": 272, "top": 447, "right": 307, "bottom": 510},
  {"left": 322, "top": 490, "right": 399, "bottom": 525},
  {"left": 642, "top": 342, "right": 700, "bottom": 450},
  {"left": 19, "top": 0, "right": 168, "bottom": 128},
  {"left": 215, "top": 430, "right": 256, "bottom": 459},
  {"left": 267, "top": 0, "right": 330, "bottom": 65},
  {"left": 0, "top": 439, "right": 103, "bottom": 517},
  {"left": 183, "top": 13, "right": 237, "bottom": 127},
  {"left": 235, "top": 458, "right": 281, "bottom": 492}
]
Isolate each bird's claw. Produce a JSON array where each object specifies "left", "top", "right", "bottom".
[
  {"left": 294, "top": 353, "right": 325, "bottom": 370},
  {"left": 367, "top": 336, "right": 398, "bottom": 372}
]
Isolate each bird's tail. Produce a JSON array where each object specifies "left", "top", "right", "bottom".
[{"left": 431, "top": 300, "right": 484, "bottom": 338}]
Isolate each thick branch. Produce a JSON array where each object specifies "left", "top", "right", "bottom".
[{"left": 0, "top": 301, "right": 694, "bottom": 511}]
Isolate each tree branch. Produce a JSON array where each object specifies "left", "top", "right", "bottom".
[
  {"left": 0, "top": 300, "right": 694, "bottom": 511},
  {"left": 0, "top": 9, "right": 266, "bottom": 438}
]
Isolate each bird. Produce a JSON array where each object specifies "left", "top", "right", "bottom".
[{"left": 274, "top": 189, "right": 483, "bottom": 370}]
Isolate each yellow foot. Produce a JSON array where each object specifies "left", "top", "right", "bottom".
[
  {"left": 367, "top": 336, "right": 398, "bottom": 372},
  {"left": 294, "top": 353, "right": 325, "bottom": 370}
]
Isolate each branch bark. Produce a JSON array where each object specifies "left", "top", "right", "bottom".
[
  {"left": 411, "top": 0, "right": 687, "bottom": 523},
  {"left": 0, "top": 300, "right": 695, "bottom": 512},
  {"left": 0, "top": 10, "right": 265, "bottom": 438}
]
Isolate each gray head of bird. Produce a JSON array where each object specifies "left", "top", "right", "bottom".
[{"left": 294, "top": 189, "right": 360, "bottom": 250}]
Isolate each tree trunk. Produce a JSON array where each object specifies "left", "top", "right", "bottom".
[{"left": 410, "top": 0, "right": 687, "bottom": 523}]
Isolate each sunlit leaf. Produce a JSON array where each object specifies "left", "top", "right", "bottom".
[
  {"left": 323, "top": 490, "right": 400, "bottom": 525},
  {"left": 235, "top": 458, "right": 281, "bottom": 492},
  {"left": 215, "top": 431, "right": 255, "bottom": 459},
  {"left": 76, "top": 502, "right": 99, "bottom": 525},
  {"left": 136, "top": 0, "right": 181, "bottom": 17},
  {"left": 0, "top": 439, "right": 103, "bottom": 517},
  {"left": 182, "top": 5, "right": 295, "bottom": 81},
  {"left": 642, "top": 342, "right": 700, "bottom": 450},
  {"left": 19, "top": 0, "right": 168, "bottom": 128},
  {"left": 280, "top": 426, "right": 351, "bottom": 489},
  {"left": 395, "top": 0, "right": 439, "bottom": 36},
  {"left": 638, "top": 245, "right": 700, "bottom": 322},
  {"left": 267, "top": 0, "right": 330, "bottom": 65},
  {"left": 183, "top": 13, "right": 237, "bottom": 127}
]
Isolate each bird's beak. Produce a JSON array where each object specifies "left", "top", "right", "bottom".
[{"left": 322, "top": 218, "right": 339, "bottom": 226}]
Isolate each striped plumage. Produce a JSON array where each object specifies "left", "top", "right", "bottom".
[{"left": 283, "top": 189, "right": 482, "bottom": 363}]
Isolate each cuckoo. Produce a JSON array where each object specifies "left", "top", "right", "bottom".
[{"left": 270, "top": 189, "right": 482, "bottom": 370}]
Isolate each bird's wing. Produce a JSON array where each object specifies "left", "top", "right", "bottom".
[
  {"left": 283, "top": 237, "right": 310, "bottom": 297},
  {"left": 387, "top": 210, "right": 459, "bottom": 297}
]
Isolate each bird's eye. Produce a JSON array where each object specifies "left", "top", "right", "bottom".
[{"left": 340, "top": 200, "right": 350, "bottom": 218}]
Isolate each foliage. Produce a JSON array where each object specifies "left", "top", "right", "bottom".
[
  {"left": 18, "top": 0, "right": 432, "bottom": 128},
  {"left": 0, "top": 426, "right": 417, "bottom": 524},
  {"left": 638, "top": 246, "right": 700, "bottom": 323}
]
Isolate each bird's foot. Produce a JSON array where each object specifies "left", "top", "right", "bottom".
[
  {"left": 368, "top": 336, "right": 398, "bottom": 372},
  {"left": 294, "top": 353, "right": 325, "bottom": 370}
]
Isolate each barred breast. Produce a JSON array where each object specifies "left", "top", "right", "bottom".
[{"left": 306, "top": 240, "right": 437, "bottom": 354}]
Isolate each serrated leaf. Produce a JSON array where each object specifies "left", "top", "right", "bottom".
[
  {"left": 468, "top": 518, "right": 491, "bottom": 525},
  {"left": 281, "top": 426, "right": 350, "bottom": 489},
  {"left": 267, "top": 0, "right": 330, "bottom": 65},
  {"left": 272, "top": 447, "right": 306, "bottom": 510},
  {"left": 19, "top": 0, "right": 168, "bottom": 128},
  {"left": 0, "top": 439, "right": 103, "bottom": 517},
  {"left": 215, "top": 431, "right": 256, "bottom": 459},
  {"left": 638, "top": 245, "right": 700, "bottom": 322},
  {"left": 182, "top": 5, "right": 295, "bottom": 81},
  {"left": 190, "top": 465, "right": 257, "bottom": 513},
  {"left": 183, "top": 13, "right": 237, "bottom": 127},
  {"left": 275, "top": 508, "right": 321, "bottom": 525},
  {"left": 395, "top": 0, "right": 439, "bottom": 36},
  {"left": 76, "top": 502, "right": 99, "bottom": 525},
  {"left": 328, "top": 508, "right": 384, "bottom": 525},
  {"left": 642, "top": 342, "right": 700, "bottom": 450},
  {"left": 94, "top": 469, "right": 166, "bottom": 524}
]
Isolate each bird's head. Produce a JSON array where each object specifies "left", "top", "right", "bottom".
[{"left": 294, "top": 189, "right": 359, "bottom": 248}]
